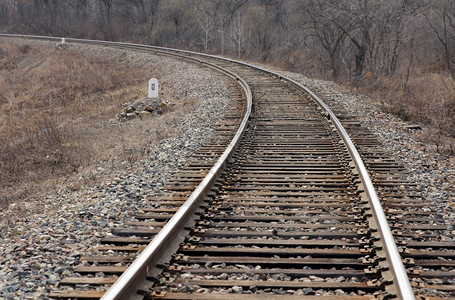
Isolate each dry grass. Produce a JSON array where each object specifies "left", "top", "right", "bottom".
[
  {"left": 0, "top": 40, "right": 160, "bottom": 208},
  {"left": 358, "top": 70, "right": 455, "bottom": 154}
]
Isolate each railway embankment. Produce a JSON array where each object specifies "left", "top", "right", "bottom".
[
  {"left": 0, "top": 39, "right": 454, "bottom": 299},
  {"left": 0, "top": 40, "right": 233, "bottom": 299}
]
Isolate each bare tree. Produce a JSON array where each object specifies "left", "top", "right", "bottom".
[
  {"left": 0, "top": 0, "right": 14, "bottom": 27},
  {"left": 248, "top": 4, "right": 277, "bottom": 61},
  {"left": 194, "top": 1, "right": 216, "bottom": 52},
  {"left": 229, "top": 12, "right": 246, "bottom": 57},
  {"left": 331, "top": 1, "right": 372, "bottom": 81},
  {"left": 69, "top": 0, "right": 89, "bottom": 22},
  {"left": 207, "top": 0, "right": 249, "bottom": 55},
  {"left": 299, "top": 1, "right": 345, "bottom": 78},
  {"left": 153, "top": 0, "right": 193, "bottom": 47},
  {"left": 424, "top": 0, "right": 455, "bottom": 78},
  {"left": 100, "top": 0, "right": 114, "bottom": 26}
]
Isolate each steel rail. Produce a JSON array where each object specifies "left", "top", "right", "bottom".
[
  {"left": 0, "top": 33, "right": 253, "bottom": 299},
  {"left": 255, "top": 68, "right": 416, "bottom": 300},
  {"left": 0, "top": 34, "right": 415, "bottom": 299},
  {"left": 98, "top": 63, "right": 252, "bottom": 300},
  {"left": 228, "top": 59, "right": 415, "bottom": 299}
]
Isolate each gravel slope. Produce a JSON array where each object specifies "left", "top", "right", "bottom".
[
  {"left": 0, "top": 43, "right": 233, "bottom": 299},
  {"left": 1, "top": 50, "right": 454, "bottom": 299},
  {"left": 280, "top": 71, "right": 455, "bottom": 229}
]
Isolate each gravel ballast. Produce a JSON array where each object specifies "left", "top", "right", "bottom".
[
  {"left": 1, "top": 45, "right": 454, "bottom": 299},
  {"left": 280, "top": 71, "right": 455, "bottom": 229},
  {"left": 0, "top": 42, "right": 234, "bottom": 299}
]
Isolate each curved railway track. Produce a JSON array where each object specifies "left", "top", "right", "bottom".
[{"left": 1, "top": 35, "right": 454, "bottom": 300}]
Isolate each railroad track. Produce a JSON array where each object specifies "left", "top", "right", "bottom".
[{"left": 2, "top": 35, "right": 454, "bottom": 300}]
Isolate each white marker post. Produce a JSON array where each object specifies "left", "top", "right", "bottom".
[
  {"left": 148, "top": 78, "right": 159, "bottom": 98},
  {"left": 61, "top": 38, "right": 65, "bottom": 44}
]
